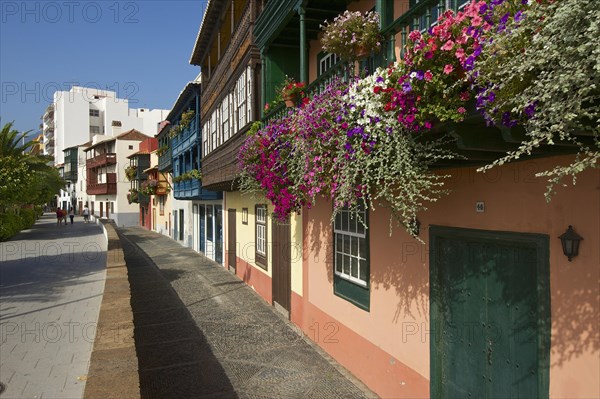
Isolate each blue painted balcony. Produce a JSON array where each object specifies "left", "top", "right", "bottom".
[
  {"left": 172, "top": 118, "right": 199, "bottom": 158},
  {"left": 173, "top": 179, "right": 222, "bottom": 200}
]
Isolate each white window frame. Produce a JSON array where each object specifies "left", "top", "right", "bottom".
[
  {"left": 334, "top": 206, "right": 369, "bottom": 287},
  {"left": 256, "top": 205, "right": 266, "bottom": 256}
]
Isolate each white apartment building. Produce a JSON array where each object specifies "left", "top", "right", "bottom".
[{"left": 42, "top": 85, "right": 169, "bottom": 212}]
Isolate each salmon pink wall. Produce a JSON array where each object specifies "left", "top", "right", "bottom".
[{"left": 300, "top": 155, "right": 599, "bottom": 398}]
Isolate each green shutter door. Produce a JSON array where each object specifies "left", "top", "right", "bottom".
[{"left": 430, "top": 226, "right": 550, "bottom": 399}]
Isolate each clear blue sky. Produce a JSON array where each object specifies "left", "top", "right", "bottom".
[{"left": 0, "top": 0, "right": 207, "bottom": 137}]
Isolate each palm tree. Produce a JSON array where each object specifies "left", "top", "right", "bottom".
[{"left": 0, "top": 121, "right": 34, "bottom": 157}]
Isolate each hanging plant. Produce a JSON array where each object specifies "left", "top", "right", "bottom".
[
  {"left": 125, "top": 165, "right": 137, "bottom": 181},
  {"left": 169, "top": 110, "right": 196, "bottom": 138},
  {"left": 321, "top": 10, "right": 382, "bottom": 62}
]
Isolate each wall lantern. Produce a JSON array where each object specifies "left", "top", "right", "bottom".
[
  {"left": 242, "top": 208, "right": 248, "bottom": 225},
  {"left": 559, "top": 225, "right": 583, "bottom": 261}
]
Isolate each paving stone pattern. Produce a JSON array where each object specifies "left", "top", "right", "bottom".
[
  {"left": 0, "top": 214, "right": 106, "bottom": 399},
  {"left": 118, "top": 227, "right": 377, "bottom": 399}
]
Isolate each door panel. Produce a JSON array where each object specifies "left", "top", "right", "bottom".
[
  {"left": 215, "top": 205, "right": 223, "bottom": 265},
  {"left": 272, "top": 218, "right": 291, "bottom": 314},
  {"left": 430, "top": 226, "right": 549, "bottom": 399},
  {"left": 228, "top": 209, "right": 236, "bottom": 272}
]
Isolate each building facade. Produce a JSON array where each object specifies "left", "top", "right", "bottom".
[
  {"left": 248, "top": 1, "right": 600, "bottom": 398},
  {"left": 84, "top": 129, "right": 153, "bottom": 227}
]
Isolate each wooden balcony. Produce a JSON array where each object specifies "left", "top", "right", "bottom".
[
  {"left": 200, "top": 126, "right": 249, "bottom": 191},
  {"left": 173, "top": 179, "right": 222, "bottom": 200},
  {"left": 87, "top": 173, "right": 117, "bottom": 195},
  {"left": 87, "top": 153, "right": 117, "bottom": 169},
  {"left": 172, "top": 119, "right": 200, "bottom": 158}
]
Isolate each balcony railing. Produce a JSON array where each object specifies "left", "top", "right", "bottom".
[
  {"left": 87, "top": 173, "right": 117, "bottom": 195},
  {"left": 263, "top": 61, "right": 349, "bottom": 124},
  {"left": 87, "top": 153, "right": 117, "bottom": 169},
  {"left": 172, "top": 118, "right": 199, "bottom": 157},
  {"left": 64, "top": 171, "right": 78, "bottom": 182},
  {"left": 158, "top": 150, "right": 172, "bottom": 172},
  {"left": 173, "top": 179, "right": 221, "bottom": 200}
]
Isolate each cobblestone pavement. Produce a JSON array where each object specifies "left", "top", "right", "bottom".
[
  {"left": 118, "top": 227, "right": 378, "bottom": 399},
  {"left": 0, "top": 214, "right": 106, "bottom": 398}
]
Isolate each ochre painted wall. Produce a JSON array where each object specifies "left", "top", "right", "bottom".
[
  {"left": 296, "top": 155, "right": 599, "bottom": 398},
  {"left": 225, "top": 191, "right": 304, "bottom": 304}
]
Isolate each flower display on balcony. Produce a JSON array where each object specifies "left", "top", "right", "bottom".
[
  {"left": 156, "top": 144, "right": 169, "bottom": 157},
  {"left": 139, "top": 179, "right": 158, "bottom": 196},
  {"left": 321, "top": 10, "right": 382, "bottom": 61},
  {"left": 169, "top": 110, "right": 195, "bottom": 138},
  {"left": 127, "top": 188, "right": 139, "bottom": 204},
  {"left": 173, "top": 169, "right": 202, "bottom": 183},
  {"left": 125, "top": 165, "right": 137, "bottom": 181},
  {"left": 281, "top": 76, "right": 307, "bottom": 107},
  {"left": 240, "top": 0, "right": 599, "bottom": 237}
]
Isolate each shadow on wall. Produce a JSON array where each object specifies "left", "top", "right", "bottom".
[
  {"left": 306, "top": 215, "right": 429, "bottom": 322},
  {"left": 306, "top": 207, "right": 599, "bottom": 369},
  {"left": 551, "top": 259, "right": 599, "bottom": 367}
]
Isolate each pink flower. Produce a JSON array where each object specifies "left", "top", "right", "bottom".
[
  {"left": 441, "top": 40, "right": 454, "bottom": 51},
  {"left": 455, "top": 47, "right": 466, "bottom": 61},
  {"left": 443, "top": 64, "right": 454, "bottom": 74},
  {"left": 424, "top": 70, "right": 433, "bottom": 81},
  {"left": 471, "top": 15, "right": 482, "bottom": 27},
  {"left": 457, "top": 107, "right": 466, "bottom": 114},
  {"left": 459, "top": 91, "right": 470, "bottom": 101},
  {"left": 408, "top": 30, "right": 422, "bottom": 42}
]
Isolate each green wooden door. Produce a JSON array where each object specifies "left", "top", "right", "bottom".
[{"left": 430, "top": 226, "right": 550, "bottom": 399}]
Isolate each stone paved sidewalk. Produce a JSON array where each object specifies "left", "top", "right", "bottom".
[
  {"left": 118, "top": 227, "right": 377, "bottom": 399},
  {"left": 0, "top": 214, "right": 106, "bottom": 399}
]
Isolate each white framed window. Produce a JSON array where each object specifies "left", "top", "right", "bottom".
[
  {"left": 255, "top": 204, "right": 267, "bottom": 268},
  {"left": 236, "top": 70, "right": 247, "bottom": 129},
  {"left": 221, "top": 94, "right": 230, "bottom": 143},
  {"left": 334, "top": 205, "right": 369, "bottom": 287},
  {"left": 210, "top": 112, "right": 217, "bottom": 152},
  {"left": 246, "top": 66, "right": 252, "bottom": 123},
  {"left": 202, "top": 121, "right": 209, "bottom": 156}
]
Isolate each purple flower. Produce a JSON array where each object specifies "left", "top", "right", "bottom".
[
  {"left": 376, "top": 76, "right": 384, "bottom": 83},
  {"left": 514, "top": 10, "right": 524, "bottom": 23},
  {"left": 464, "top": 55, "right": 476, "bottom": 70},
  {"left": 479, "top": 3, "right": 488, "bottom": 14},
  {"left": 416, "top": 70, "right": 425, "bottom": 80},
  {"left": 335, "top": 115, "right": 343, "bottom": 123},
  {"left": 424, "top": 51, "right": 433, "bottom": 59},
  {"left": 524, "top": 102, "right": 537, "bottom": 118},
  {"left": 402, "top": 81, "right": 412, "bottom": 93},
  {"left": 488, "top": 91, "right": 496, "bottom": 103}
]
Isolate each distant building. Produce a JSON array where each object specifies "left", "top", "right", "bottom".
[
  {"left": 42, "top": 86, "right": 169, "bottom": 213},
  {"left": 42, "top": 86, "right": 168, "bottom": 164},
  {"left": 83, "top": 128, "right": 153, "bottom": 227}
]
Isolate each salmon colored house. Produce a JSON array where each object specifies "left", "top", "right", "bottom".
[
  {"left": 192, "top": 0, "right": 599, "bottom": 398},
  {"left": 127, "top": 137, "right": 158, "bottom": 230}
]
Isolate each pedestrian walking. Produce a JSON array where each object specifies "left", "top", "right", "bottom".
[
  {"left": 69, "top": 208, "right": 75, "bottom": 225},
  {"left": 82, "top": 205, "right": 90, "bottom": 224},
  {"left": 56, "top": 208, "right": 62, "bottom": 226}
]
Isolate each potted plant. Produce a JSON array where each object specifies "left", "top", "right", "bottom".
[
  {"left": 321, "top": 10, "right": 382, "bottom": 61},
  {"left": 127, "top": 188, "right": 139, "bottom": 204},
  {"left": 125, "top": 165, "right": 137, "bottom": 181},
  {"left": 281, "top": 76, "right": 306, "bottom": 107}
]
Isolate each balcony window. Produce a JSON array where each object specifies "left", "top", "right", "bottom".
[
  {"left": 221, "top": 94, "right": 230, "bottom": 143},
  {"left": 89, "top": 109, "right": 100, "bottom": 117},
  {"left": 90, "top": 126, "right": 100, "bottom": 134}
]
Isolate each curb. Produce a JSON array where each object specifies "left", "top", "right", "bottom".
[{"left": 83, "top": 220, "right": 140, "bottom": 399}]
